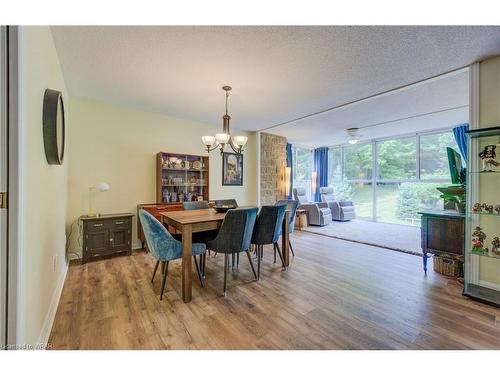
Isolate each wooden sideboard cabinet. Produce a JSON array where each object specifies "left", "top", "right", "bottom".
[
  {"left": 419, "top": 210, "right": 465, "bottom": 275},
  {"left": 80, "top": 213, "right": 134, "bottom": 264}
]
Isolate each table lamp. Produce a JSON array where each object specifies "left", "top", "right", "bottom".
[{"left": 88, "top": 182, "right": 110, "bottom": 217}]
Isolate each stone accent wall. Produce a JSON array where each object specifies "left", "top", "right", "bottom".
[{"left": 260, "top": 132, "right": 287, "bottom": 205}]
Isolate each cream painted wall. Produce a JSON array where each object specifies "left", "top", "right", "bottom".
[
  {"left": 19, "top": 27, "right": 69, "bottom": 345},
  {"left": 67, "top": 97, "right": 257, "bottom": 254},
  {"left": 476, "top": 56, "right": 500, "bottom": 286}
]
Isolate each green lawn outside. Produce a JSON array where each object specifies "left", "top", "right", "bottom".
[{"left": 332, "top": 182, "right": 444, "bottom": 227}]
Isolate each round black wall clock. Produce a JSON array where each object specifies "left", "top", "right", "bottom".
[{"left": 42, "top": 88, "right": 66, "bottom": 165}]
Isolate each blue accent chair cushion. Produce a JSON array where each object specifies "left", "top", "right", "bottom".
[
  {"left": 207, "top": 207, "right": 258, "bottom": 253},
  {"left": 139, "top": 209, "right": 206, "bottom": 261}
]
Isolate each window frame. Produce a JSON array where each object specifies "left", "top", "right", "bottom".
[{"left": 291, "top": 144, "right": 315, "bottom": 201}]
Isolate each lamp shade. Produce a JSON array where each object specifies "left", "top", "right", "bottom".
[
  {"left": 202, "top": 135, "right": 216, "bottom": 146},
  {"left": 97, "top": 182, "right": 110, "bottom": 192},
  {"left": 285, "top": 166, "right": 291, "bottom": 195},
  {"left": 311, "top": 171, "right": 317, "bottom": 194},
  {"left": 233, "top": 135, "right": 248, "bottom": 147},
  {"left": 215, "top": 133, "right": 230, "bottom": 144}
]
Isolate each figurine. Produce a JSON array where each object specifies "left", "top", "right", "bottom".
[
  {"left": 471, "top": 226, "right": 487, "bottom": 254},
  {"left": 478, "top": 145, "right": 499, "bottom": 172},
  {"left": 472, "top": 203, "right": 482, "bottom": 213},
  {"left": 484, "top": 204, "right": 494, "bottom": 214},
  {"left": 495, "top": 204, "right": 500, "bottom": 215},
  {"left": 492, "top": 237, "right": 500, "bottom": 256}
]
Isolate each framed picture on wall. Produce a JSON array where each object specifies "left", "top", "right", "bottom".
[{"left": 222, "top": 152, "right": 243, "bottom": 186}]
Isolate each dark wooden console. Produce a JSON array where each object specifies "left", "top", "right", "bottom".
[
  {"left": 80, "top": 213, "right": 134, "bottom": 264},
  {"left": 419, "top": 210, "right": 465, "bottom": 275}
]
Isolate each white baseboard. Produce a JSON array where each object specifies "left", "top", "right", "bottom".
[
  {"left": 132, "top": 241, "right": 143, "bottom": 250},
  {"left": 479, "top": 280, "right": 500, "bottom": 292},
  {"left": 37, "top": 260, "right": 68, "bottom": 349}
]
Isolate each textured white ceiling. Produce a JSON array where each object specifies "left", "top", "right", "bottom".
[
  {"left": 270, "top": 68, "right": 470, "bottom": 147},
  {"left": 51, "top": 26, "right": 499, "bottom": 134}
]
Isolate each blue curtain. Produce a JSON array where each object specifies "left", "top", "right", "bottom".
[
  {"left": 452, "top": 123, "right": 469, "bottom": 161},
  {"left": 314, "top": 147, "right": 328, "bottom": 202},
  {"left": 286, "top": 143, "right": 293, "bottom": 199}
]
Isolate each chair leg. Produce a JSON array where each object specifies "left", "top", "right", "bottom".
[
  {"left": 257, "top": 245, "right": 261, "bottom": 280},
  {"left": 246, "top": 250, "right": 258, "bottom": 280},
  {"left": 160, "top": 261, "right": 169, "bottom": 300},
  {"left": 201, "top": 253, "right": 206, "bottom": 277},
  {"left": 273, "top": 243, "right": 277, "bottom": 263},
  {"left": 289, "top": 240, "right": 295, "bottom": 256},
  {"left": 193, "top": 255, "right": 205, "bottom": 288},
  {"left": 223, "top": 254, "right": 229, "bottom": 296},
  {"left": 151, "top": 260, "right": 159, "bottom": 283},
  {"left": 236, "top": 252, "right": 240, "bottom": 268},
  {"left": 274, "top": 242, "right": 286, "bottom": 268},
  {"left": 231, "top": 253, "right": 235, "bottom": 269}
]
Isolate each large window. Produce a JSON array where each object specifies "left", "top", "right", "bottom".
[
  {"left": 327, "top": 130, "right": 459, "bottom": 226},
  {"left": 377, "top": 137, "right": 416, "bottom": 180},
  {"left": 344, "top": 143, "right": 372, "bottom": 180},
  {"left": 292, "top": 146, "right": 314, "bottom": 201}
]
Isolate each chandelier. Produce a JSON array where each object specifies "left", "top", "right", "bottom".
[{"left": 201, "top": 86, "right": 248, "bottom": 154}]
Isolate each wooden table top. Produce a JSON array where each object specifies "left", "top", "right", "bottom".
[{"left": 160, "top": 208, "right": 226, "bottom": 225}]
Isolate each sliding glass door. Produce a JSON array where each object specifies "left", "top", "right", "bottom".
[{"left": 328, "top": 130, "right": 459, "bottom": 226}]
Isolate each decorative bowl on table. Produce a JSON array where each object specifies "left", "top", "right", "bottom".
[{"left": 214, "top": 205, "right": 236, "bottom": 213}]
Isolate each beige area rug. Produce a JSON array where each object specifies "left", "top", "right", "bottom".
[{"left": 301, "top": 219, "right": 421, "bottom": 255}]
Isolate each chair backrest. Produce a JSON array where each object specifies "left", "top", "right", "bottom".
[
  {"left": 319, "top": 187, "right": 335, "bottom": 203},
  {"left": 213, "top": 207, "right": 258, "bottom": 253},
  {"left": 293, "top": 187, "right": 308, "bottom": 204},
  {"left": 276, "top": 199, "right": 300, "bottom": 233},
  {"left": 139, "top": 209, "right": 181, "bottom": 261},
  {"left": 183, "top": 200, "right": 210, "bottom": 210},
  {"left": 215, "top": 199, "right": 238, "bottom": 207},
  {"left": 252, "top": 204, "right": 287, "bottom": 245}
]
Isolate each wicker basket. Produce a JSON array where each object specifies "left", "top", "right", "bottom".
[{"left": 433, "top": 256, "right": 462, "bottom": 277}]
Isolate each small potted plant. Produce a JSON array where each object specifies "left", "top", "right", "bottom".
[{"left": 437, "top": 185, "right": 466, "bottom": 214}]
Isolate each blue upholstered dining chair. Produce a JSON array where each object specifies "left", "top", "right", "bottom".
[
  {"left": 206, "top": 207, "right": 258, "bottom": 295},
  {"left": 275, "top": 199, "right": 299, "bottom": 257},
  {"left": 251, "top": 204, "right": 287, "bottom": 279},
  {"left": 139, "top": 209, "right": 207, "bottom": 300},
  {"left": 183, "top": 200, "right": 210, "bottom": 210}
]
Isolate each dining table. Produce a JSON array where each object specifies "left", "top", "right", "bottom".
[{"left": 161, "top": 207, "right": 290, "bottom": 303}]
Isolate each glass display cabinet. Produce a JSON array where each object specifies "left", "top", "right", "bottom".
[
  {"left": 156, "top": 152, "right": 209, "bottom": 204},
  {"left": 464, "top": 126, "right": 500, "bottom": 307}
]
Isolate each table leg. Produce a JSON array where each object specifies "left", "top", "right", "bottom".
[
  {"left": 282, "top": 211, "right": 290, "bottom": 267},
  {"left": 181, "top": 224, "right": 193, "bottom": 302}
]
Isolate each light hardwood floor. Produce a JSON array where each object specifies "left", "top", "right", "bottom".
[{"left": 49, "top": 231, "right": 500, "bottom": 349}]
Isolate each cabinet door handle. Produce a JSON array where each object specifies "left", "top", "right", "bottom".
[
  {"left": 109, "top": 238, "right": 113, "bottom": 242},
  {"left": 93, "top": 223, "right": 103, "bottom": 227},
  {"left": 115, "top": 221, "right": 124, "bottom": 224}
]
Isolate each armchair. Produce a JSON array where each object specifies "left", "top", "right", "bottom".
[
  {"left": 293, "top": 187, "right": 332, "bottom": 226},
  {"left": 319, "top": 187, "right": 356, "bottom": 221}
]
